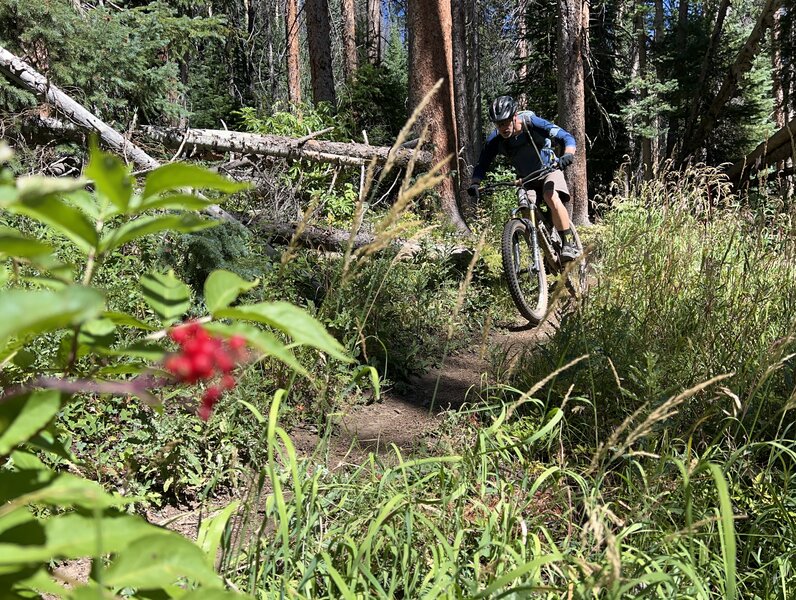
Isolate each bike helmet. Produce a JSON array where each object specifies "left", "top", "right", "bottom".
[{"left": 489, "top": 95, "right": 517, "bottom": 122}]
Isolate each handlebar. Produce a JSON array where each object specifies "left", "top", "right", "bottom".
[{"left": 475, "top": 162, "right": 559, "bottom": 195}]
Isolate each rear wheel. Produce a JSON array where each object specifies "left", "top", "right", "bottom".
[{"left": 501, "top": 218, "right": 548, "bottom": 324}]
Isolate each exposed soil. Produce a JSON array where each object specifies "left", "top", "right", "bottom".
[{"left": 291, "top": 317, "right": 553, "bottom": 468}]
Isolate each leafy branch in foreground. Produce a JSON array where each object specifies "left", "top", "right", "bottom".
[{"left": 0, "top": 143, "right": 350, "bottom": 597}]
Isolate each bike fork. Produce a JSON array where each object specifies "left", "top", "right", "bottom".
[{"left": 521, "top": 216, "right": 541, "bottom": 274}]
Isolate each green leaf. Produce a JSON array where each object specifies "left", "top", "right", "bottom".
[
  {"left": 63, "top": 189, "right": 102, "bottom": 221},
  {"left": 137, "top": 193, "right": 217, "bottom": 212},
  {"left": 0, "top": 471, "right": 129, "bottom": 511},
  {"left": 100, "top": 213, "right": 217, "bottom": 254},
  {"left": 197, "top": 500, "right": 239, "bottom": 562},
  {"left": 0, "top": 227, "right": 52, "bottom": 257},
  {"left": 352, "top": 365, "right": 381, "bottom": 401},
  {"left": 102, "top": 311, "right": 157, "bottom": 331},
  {"left": 98, "top": 341, "right": 165, "bottom": 361},
  {"left": 0, "top": 286, "right": 105, "bottom": 347},
  {"left": 85, "top": 148, "right": 133, "bottom": 213},
  {"left": 236, "top": 400, "right": 266, "bottom": 424},
  {"left": 140, "top": 271, "right": 191, "bottom": 323},
  {"left": 95, "top": 363, "right": 149, "bottom": 376},
  {"left": 103, "top": 534, "right": 222, "bottom": 589},
  {"left": 66, "top": 584, "right": 107, "bottom": 600},
  {"left": 204, "top": 270, "right": 259, "bottom": 314},
  {"left": 2, "top": 195, "right": 98, "bottom": 253},
  {"left": 9, "top": 450, "right": 47, "bottom": 471},
  {"left": 143, "top": 163, "right": 249, "bottom": 200},
  {"left": 15, "top": 176, "right": 88, "bottom": 202},
  {"left": 180, "top": 591, "right": 247, "bottom": 600},
  {"left": 215, "top": 302, "right": 350, "bottom": 362},
  {"left": 0, "top": 391, "right": 62, "bottom": 456},
  {"left": 77, "top": 318, "right": 117, "bottom": 349},
  {"left": 9, "top": 567, "right": 66, "bottom": 597},
  {"left": 0, "top": 512, "right": 168, "bottom": 564},
  {"left": 26, "top": 428, "right": 79, "bottom": 463},
  {"left": 203, "top": 322, "right": 307, "bottom": 376}
]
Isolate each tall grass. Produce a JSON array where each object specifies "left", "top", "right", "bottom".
[{"left": 208, "top": 164, "right": 796, "bottom": 598}]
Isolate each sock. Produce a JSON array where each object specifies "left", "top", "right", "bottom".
[{"left": 558, "top": 228, "right": 572, "bottom": 245}]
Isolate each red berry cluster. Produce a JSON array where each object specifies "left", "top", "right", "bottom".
[{"left": 163, "top": 322, "right": 248, "bottom": 421}]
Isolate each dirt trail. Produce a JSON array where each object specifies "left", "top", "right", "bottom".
[{"left": 290, "top": 320, "right": 551, "bottom": 467}]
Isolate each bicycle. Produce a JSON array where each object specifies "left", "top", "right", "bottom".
[{"left": 474, "top": 164, "right": 588, "bottom": 324}]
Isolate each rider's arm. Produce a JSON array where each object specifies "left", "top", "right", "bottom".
[
  {"left": 471, "top": 131, "right": 501, "bottom": 184},
  {"left": 526, "top": 113, "right": 576, "bottom": 156}
]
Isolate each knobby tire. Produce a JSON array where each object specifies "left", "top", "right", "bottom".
[{"left": 501, "top": 218, "right": 548, "bottom": 324}]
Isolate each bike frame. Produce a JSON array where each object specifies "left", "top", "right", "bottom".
[{"left": 481, "top": 165, "right": 562, "bottom": 275}]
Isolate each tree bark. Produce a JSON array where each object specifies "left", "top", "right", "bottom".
[
  {"left": 556, "top": 0, "right": 590, "bottom": 224},
  {"left": 285, "top": 0, "right": 302, "bottom": 105},
  {"left": 631, "top": 4, "right": 652, "bottom": 181},
  {"left": 306, "top": 0, "right": 336, "bottom": 105},
  {"left": 340, "top": 0, "right": 358, "bottom": 82},
  {"left": 652, "top": 0, "right": 666, "bottom": 167},
  {"left": 407, "top": 0, "right": 469, "bottom": 233},
  {"left": 138, "top": 126, "right": 432, "bottom": 167},
  {"left": 726, "top": 118, "right": 796, "bottom": 182},
  {"left": 681, "top": 0, "right": 731, "bottom": 151},
  {"left": 466, "top": 0, "right": 483, "bottom": 159},
  {"left": 516, "top": 0, "right": 529, "bottom": 108},
  {"left": 667, "top": 0, "right": 690, "bottom": 157},
  {"left": 451, "top": 0, "right": 474, "bottom": 177},
  {"left": 681, "top": 0, "right": 783, "bottom": 161},
  {"left": 0, "top": 46, "right": 159, "bottom": 171},
  {"left": 367, "top": 0, "right": 382, "bottom": 65}
]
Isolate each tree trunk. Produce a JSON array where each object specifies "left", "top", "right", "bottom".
[
  {"left": 681, "top": 0, "right": 731, "bottom": 151},
  {"left": 138, "top": 126, "right": 432, "bottom": 167},
  {"left": 285, "top": 0, "right": 302, "bottom": 105},
  {"left": 466, "top": 0, "right": 483, "bottom": 159},
  {"left": 0, "top": 46, "right": 159, "bottom": 171},
  {"left": 306, "top": 0, "right": 336, "bottom": 105},
  {"left": 666, "top": 0, "right": 689, "bottom": 157},
  {"left": 631, "top": 5, "right": 653, "bottom": 181},
  {"left": 681, "top": 0, "right": 783, "bottom": 161},
  {"left": 341, "top": 0, "right": 358, "bottom": 81},
  {"left": 556, "top": 0, "right": 590, "bottom": 224},
  {"left": 367, "top": 0, "right": 382, "bottom": 66},
  {"left": 516, "top": 0, "right": 529, "bottom": 108},
  {"left": 451, "top": 0, "right": 474, "bottom": 180},
  {"left": 652, "top": 0, "right": 666, "bottom": 168},
  {"left": 407, "top": 0, "right": 469, "bottom": 233}
]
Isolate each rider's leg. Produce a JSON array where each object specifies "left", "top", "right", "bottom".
[
  {"left": 542, "top": 183, "right": 571, "bottom": 231},
  {"left": 543, "top": 177, "right": 580, "bottom": 261}
]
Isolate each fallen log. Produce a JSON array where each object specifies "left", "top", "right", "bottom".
[
  {"left": 138, "top": 125, "right": 433, "bottom": 169},
  {"left": 248, "top": 217, "right": 471, "bottom": 261},
  {"left": 726, "top": 117, "right": 796, "bottom": 181},
  {"left": 0, "top": 48, "right": 237, "bottom": 222},
  {"left": 0, "top": 46, "right": 159, "bottom": 171}
]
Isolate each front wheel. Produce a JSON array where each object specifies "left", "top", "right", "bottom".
[{"left": 502, "top": 219, "right": 548, "bottom": 324}]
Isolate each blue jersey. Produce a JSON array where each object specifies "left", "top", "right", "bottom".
[{"left": 472, "top": 111, "right": 576, "bottom": 180}]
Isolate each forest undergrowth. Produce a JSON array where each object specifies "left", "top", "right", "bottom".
[
  {"left": 207, "top": 165, "right": 796, "bottom": 599},
  {"left": 2, "top": 135, "right": 795, "bottom": 598}
]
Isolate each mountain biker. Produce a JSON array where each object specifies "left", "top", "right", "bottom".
[{"left": 468, "top": 95, "right": 580, "bottom": 261}]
